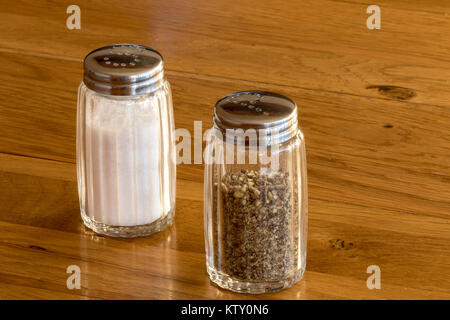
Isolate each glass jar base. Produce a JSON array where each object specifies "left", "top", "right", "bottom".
[
  {"left": 206, "top": 263, "right": 304, "bottom": 294},
  {"left": 81, "top": 209, "right": 174, "bottom": 238}
]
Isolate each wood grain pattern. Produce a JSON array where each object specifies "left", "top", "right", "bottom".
[
  {"left": 0, "top": 0, "right": 449, "bottom": 299},
  {"left": 1, "top": 53, "right": 449, "bottom": 218},
  {"left": 1, "top": 219, "right": 449, "bottom": 300},
  {"left": 1, "top": 153, "right": 449, "bottom": 299},
  {"left": 0, "top": 1, "right": 449, "bottom": 106}
]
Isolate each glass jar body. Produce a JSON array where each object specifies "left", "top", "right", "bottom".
[
  {"left": 76, "top": 80, "right": 176, "bottom": 237},
  {"left": 204, "top": 128, "right": 308, "bottom": 293}
]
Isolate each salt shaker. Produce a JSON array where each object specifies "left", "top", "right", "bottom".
[
  {"left": 204, "top": 91, "right": 308, "bottom": 293},
  {"left": 77, "top": 44, "right": 176, "bottom": 237}
]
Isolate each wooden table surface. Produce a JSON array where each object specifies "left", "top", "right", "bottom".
[{"left": 1, "top": 0, "right": 449, "bottom": 300}]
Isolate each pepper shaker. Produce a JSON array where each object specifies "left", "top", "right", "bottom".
[
  {"left": 77, "top": 44, "right": 176, "bottom": 237},
  {"left": 204, "top": 91, "right": 308, "bottom": 293}
]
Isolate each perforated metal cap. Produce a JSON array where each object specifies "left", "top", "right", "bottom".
[
  {"left": 83, "top": 44, "right": 165, "bottom": 96},
  {"left": 214, "top": 91, "right": 298, "bottom": 144}
]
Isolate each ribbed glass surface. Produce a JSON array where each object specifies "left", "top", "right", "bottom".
[
  {"left": 204, "top": 130, "right": 308, "bottom": 293},
  {"left": 76, "top": 81, "right": 176, "bottom": 237}
]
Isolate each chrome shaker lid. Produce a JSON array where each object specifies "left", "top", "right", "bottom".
[
  {"left": 214, "top": 91, "right": 298, "bottom": 144},
  {"left": 83, "top": 44, "right": 164, "bottom": 96}
]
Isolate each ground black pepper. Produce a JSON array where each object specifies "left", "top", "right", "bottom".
[{"left": 220, "top": 169, "right": 298, "bottom": 281}]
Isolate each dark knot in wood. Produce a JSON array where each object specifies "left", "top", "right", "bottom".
[{"left": 366, "top": 85, "right": 417, "bottom": 100}]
